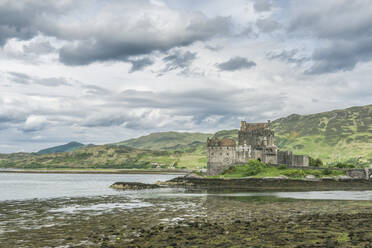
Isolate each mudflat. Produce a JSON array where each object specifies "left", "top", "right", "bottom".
[{"left": 1, "top": 189, "right": 372, "bottom": 247}]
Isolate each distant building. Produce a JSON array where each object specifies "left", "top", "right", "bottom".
[{"left": 207, "top": 121, "right": 309, "bottom": 176}]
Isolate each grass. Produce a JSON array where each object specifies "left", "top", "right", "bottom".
[{"left": 214, "top": 160, "right": 345, "bottom": 179}]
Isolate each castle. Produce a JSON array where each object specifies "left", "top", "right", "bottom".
[{"left": 207, "top": 121, "right": 309, "bottom": 176}]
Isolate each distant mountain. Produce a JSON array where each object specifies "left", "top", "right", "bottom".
[{"left": 37, "top": 141, "right": 86, "bottom": 154}]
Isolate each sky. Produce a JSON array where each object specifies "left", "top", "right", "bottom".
[{"left": 0, "top": 0, "right": 371, "bottom": 153}]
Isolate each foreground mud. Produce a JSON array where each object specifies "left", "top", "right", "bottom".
[{"left": 1, "top": 189, "right": 372, "bottom": 247}]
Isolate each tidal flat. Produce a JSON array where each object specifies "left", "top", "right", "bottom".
[{"left": 2, "top": 189, "right": 372, "bottom": 248}]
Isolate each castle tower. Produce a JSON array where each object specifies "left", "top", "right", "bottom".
[{"left": 207, "top": 138, "right": 236, "bottom": 176}]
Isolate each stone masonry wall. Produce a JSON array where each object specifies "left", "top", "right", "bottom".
[
  {"left": 207, "top": 146, "right": 236, "bottom": 175},
  {"left": 293, "top": 155, "right": 309, "bottom": 167}
]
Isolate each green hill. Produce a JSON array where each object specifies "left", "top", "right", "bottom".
[
  {"left": 37, "top": 141, "right": 86, "bottom": 154},
  {"left": 0, "top": 145, "right": 206, "bottom": 170},
  {"left": 271, "top": 104, "right": 372, "bottom": 165},
  {"left": 115, "top": 131, "right": 211, "bottom": 152}
]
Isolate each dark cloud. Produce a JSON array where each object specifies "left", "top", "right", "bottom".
[
  {"left": 305, "top": 39, "right": 372, "bottom": 74},
  {"left": 7, "top": 72, "right": 31, "bottom": 84},
  {"left": 256, "top": 18, "right": 281, "bottom": 33},
  {"left": 0, "top": 1, "right": 73, "bottom": 46},
  {"left": 78, "top": 87, "right": 286, "bottom": 130},
  {"left": 128, "top": 58, "right": 154, "bottom": 73},
  {"left": 7, "top": 72, "right": 71, "bottom": 87},
  {"left": 23, "top": 41, "right": 56, "bottom": 54},
  {"left": 289, "top": 0, "right": 372, "bottom": 74},
  {"left": 162, "top": 50, "right": 197, "bottom": 73},
  {"left": 0, "top": 1, "right": 231, "bottom": 66},
  {"left": 266, "top": 49, "right": 309, "bottom": 64},
  {"left": 204, "top": 44, "right": 223, "bottom": 51},
  {"left": 216, "top": 57, "right": 256, "bottom": 71},
  {"left": 81, "top": 84, "right": 111, "bottom": 95},
  {"left": 239, "top": 25, "right": 258, "bottom": 38},
  {"left": 253, "top": 0, "right": 272, "bottom": 12},
  {"left": 58, "top": 15, "right": 230, "bottom": 66}
]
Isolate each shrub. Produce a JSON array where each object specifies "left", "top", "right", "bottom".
[
  {"left": 335, "top": 162, "right": 355, "bottom": 169},
  {"left": 278, "top": 164, "right": 288, "bottom": 170},
  {"left": 222, "top": 160, "right": 266, "bottom": 177},
  {"left": 322, "top": 168, "right": 332, "bottom": 175},
  {"left": 282, "top": 169, "right": 306, "bottom": 178},
  {"left": 309, "top": 156, "right": 323, "bottom": 167}
]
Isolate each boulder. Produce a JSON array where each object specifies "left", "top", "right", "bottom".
[
  {"left": 110, "top": 182, "right": 160, "bottom": 190},
  {"left": 337, "top": 175, "right": 353, "bottom": 181},
  {"left": 184, "top": 173, "right": 204, "bottom": 179}
]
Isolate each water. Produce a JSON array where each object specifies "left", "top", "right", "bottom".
[
  {"left": 2, "top": 172, "right": 372, "bottom": 202},
  {"left": 0, "top": 172, "right": 179, "bottom": 201},
  {"left": 156, "top": 191, "right": 372, "bottom": 201}
]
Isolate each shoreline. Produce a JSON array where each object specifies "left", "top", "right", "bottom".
[
  {"left": 0, "top": 168, "right": 188, "bottom": 175},
  {"left": 164, "top": 176, "right": 372, "bottom": 191}
]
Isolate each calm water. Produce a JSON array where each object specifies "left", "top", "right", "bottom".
[
  {"left": 0, "top": 173, "right": 180, "bottom": 201},
  {"left": 2, "top": 172, "right": 372, "bottom": 202}
]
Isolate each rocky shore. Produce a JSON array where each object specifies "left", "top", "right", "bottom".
[
  {"left": 161, "top": 175, "right": 372, "bottom": 191},
  {"left": 110, "top": 182, "right": 160, "bottom": 190}
]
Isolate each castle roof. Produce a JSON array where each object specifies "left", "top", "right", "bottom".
[
  {"left": 219, "top": 138, "right": 236, "bottom": 147},
  {"left": 207, "top": 137, "right": 236, "bottom": 147}
]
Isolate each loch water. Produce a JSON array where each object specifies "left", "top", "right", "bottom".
[{"left": 2, "top": 172, "right": 372, "bottom": 202}]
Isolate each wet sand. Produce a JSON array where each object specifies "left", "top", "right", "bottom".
[{"left": 1, "top": 189, "right": 372, "bottom": 247}]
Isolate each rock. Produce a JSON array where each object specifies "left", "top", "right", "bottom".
[
  {"left": 184, "top": 173, "right": 204, "bottom": 179},
  {"left": 305, "top": 175, "right": 316, "bottom": 179},
  {"left": 110, "top": 182, "right": 160, "bottom": 190},
  {"left": 263, "top": 175, "right": 289, "bottom": 179},
  {"left": 337, "top": 175, "right": 352, "bottom": 180}
]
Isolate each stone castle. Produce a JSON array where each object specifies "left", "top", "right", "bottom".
[{"left": 207, "top": 121, "right": 309, "bottom": 175}]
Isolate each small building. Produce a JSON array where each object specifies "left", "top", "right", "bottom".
[{"left": 207, "top": 121, "right": 309, "bottom": 176}]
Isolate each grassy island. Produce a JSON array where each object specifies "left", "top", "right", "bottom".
[{"left": 210, "top": 160, "right": 346, "bottom": 179}]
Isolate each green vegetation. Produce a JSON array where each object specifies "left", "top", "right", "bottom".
[
  {"left": 115, "top": 132, "right": 211, "bottom": 152},
  {"left": 271, "top": 104, "right": 372, "bottom": 166},
  {"left": 216, "top": 160, "right": 345, "bottom": 179},
  {"left": 309, "top": 156, "right": 323, "bottom": 167},
  {"left": 0, "top": 145, "right": 206, "bottom": 170}
]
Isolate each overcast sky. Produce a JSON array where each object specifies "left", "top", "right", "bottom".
[{"left": 1, "top": 0, "right": 371, "bottom": 153}]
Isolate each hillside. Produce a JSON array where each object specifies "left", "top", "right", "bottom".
[
  {"left": 37, "top": 142, "right": 86, "bottom": 154},
  {"left": 115, "top": 132, "right": 211, "bottom": 151},
  {"left": 0, "top": 144, "right": 206, "bottom": 170},
  {"left": 271, "top": 104, "right": 372, "bottom": 165}
]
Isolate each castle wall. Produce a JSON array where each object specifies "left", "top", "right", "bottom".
[
  {"left": 235, "top": 145, "right": 251, "bottom": 163},
  {"left": 293, "top": 155, "right": 309, "bottom": 167},
  {"left": 277, "top": 150, "right": 293, "bottom": 166},
  {"left": 277, "top": 151, "right": 309, "bottom": 167},
  {"left": 207, "top": 146, "right": 236, "bottom": 175},
  {"left": 263, "top": 154, "right": 277, "bottom": 164}
]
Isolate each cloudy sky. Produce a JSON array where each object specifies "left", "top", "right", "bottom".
[{"left": 1, "top": 0, "right": 371, "bottom": 153}]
